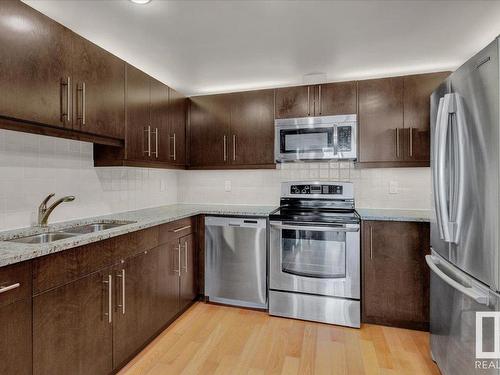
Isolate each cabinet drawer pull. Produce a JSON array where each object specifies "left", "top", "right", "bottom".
[
  {"left": 183, "top": 241, "right": 188, "bottom": 273},
  {"left": 177, "top": 243, "right": 182, "bottom": 276},
  {"left": 172, "top": 225, "right": 191, "bottom": 233},
  {"left": 103, "top": 275, "right": 112, "bottom": 323},
  {"left": 116, "top": 269, "right": 126, "bottom": 315},
  {"left": 0, "top": 283, "right": 20, "bottom": 294}
]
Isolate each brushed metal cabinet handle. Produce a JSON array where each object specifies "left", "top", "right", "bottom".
[
  {"left": 183, "top": 241, "right": 188, "bottom": 273},
  {"left": 103, "top": 275, "right": 112, "bottom": 323},
  {"left": 172, "top": 225, "right": 191, "bottom": 233},
  {"left": 223, "top": 135, "right": 227, "bottom": 161},
  {"left": 177, "top": 243, "right": 182, "bottom": 276},
  {"left": 82, "top": 82, "right": 86, "bottom": 125},
  {"left": 116, "top": 269, "right": 126, "bottom": 315},
  {"left": 370, "top": 225, "right": 374, "bottom": 260},
  {"left": 233, "top": 134, "right": 236, "bottom": 161},
  {"left": 318, "top": 85, "right": 322, "bottom": 115},
  {"left": 0, "top": 283, "right": 20, "bottom": 294},
  {"left": 396, "top": 128, "right": 400, "bottom": 158},
  {"left": 173, "top": 133, "right": 176, "bottom": 161},
  {"left": 409, "top": 127, "right": 413, "bottom": 157},
  {"left": 67, "top": 77, "right": 71, "bottom": 123},
  {"left": 143, "top": 126, "right": 152, "bottom": 157},
  {"left": 155, "top": 127, "right": 159, "bottom": 159},
  {"left": 307, "top": 86, "right": 311, "bottom": 116}
]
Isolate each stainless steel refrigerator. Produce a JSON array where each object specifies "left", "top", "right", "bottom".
[{"left": 429, "top": 37, "right": 500, "bottom": 374}]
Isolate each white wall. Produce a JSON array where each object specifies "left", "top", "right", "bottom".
[
  {"left": 0, "top": 129, "right": 431, "bottom": 231},
  {"left": 178, "top": 161, "right": 431, "bottom": 210},
  {"left": 0, "top": 130, "right": 178, "bottom": 231}
]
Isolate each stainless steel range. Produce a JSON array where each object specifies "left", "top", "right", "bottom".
[{"left": 269, "top": 181, "right": 360, "bottom": 328}]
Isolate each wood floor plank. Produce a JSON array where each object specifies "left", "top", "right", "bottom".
[{"left": 119, "top": 303, "right": 439, "bottom": 375}]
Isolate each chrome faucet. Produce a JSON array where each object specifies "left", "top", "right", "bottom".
[{"left": 37, "top": 193, "right": 75, "bottom": 227}]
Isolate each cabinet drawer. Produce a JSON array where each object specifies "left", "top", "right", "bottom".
[
  {"left": 33, "top": 238, "right": 115, "bottom": 294},
  {"left": 159, "top": 217, "right": 196, "bottom": 243},
  {"left": 0, "top": 261, "right": 32, "bottom": 306},
  {"left": 114, "top": 226, "right": 159, "bottom": 260}
]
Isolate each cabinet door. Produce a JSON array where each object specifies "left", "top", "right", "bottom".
[
  {"left": 0, "top": 0, "right": 72, "bottom": 128},
  {"left": 317, "top": 81, "right": 357, "bottom": 116},
  {"left": 149, "top": 243, "right": 180, "bottom": 335},
  {"left": 168, "top": 88, "right": 187, "bottom": 166},
  {"left": 358, "top": 77, "right": 404, "bottom": 163},
  {"left": 180, "top": 234, "right": 197, "bottom": 310},
  {"left": 33, "top": 267, "right": 113, "bottom": 375},
  {"left": 125, "top": 64, "right": 150, "bottom": 161},
  {"left": 150, "top": 78, "right": 168, "bottom": 162},
  {"left": 230, "top": 89, "right": 275, "bottom": 166},
  {"left": 403, "top": 72, "right": 450, "bottom": 162},
  {"left": 113, "top": 250, "right": 155, "bottom": 368},
  {"left": 189, "top": 94, "right": 230, "bottom": 166},
  {"left": 72, "top": 34, "right": 125, "bottom": 139},
  {"left": 362, "top": 221, "right": 430, "bottom": 330},
  {"left": 274, "top": 85, "right": 311, "bottom": 119},
  {"left": 0, "top": 299, "right": 32, "bottom": 375}
]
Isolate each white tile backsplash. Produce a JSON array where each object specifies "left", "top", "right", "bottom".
[
  {"left": 0, "top": 130, "right": 178, "bottom": 231},
  {"left": 0, "top": 129, "right": 431, "bottom": 231}
]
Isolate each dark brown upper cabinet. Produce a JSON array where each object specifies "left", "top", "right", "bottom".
[
  {"left": 275, "top": 82, "right": 357, "bottom": 119},
  {"left": 0, "top": 0, "right": 73, "bottom": 129},
  {"left": 230, "top": 89, "right": 275, "bottom": 166},
  {"left": 403, "top": 72, "right": 450, "bottom": 162},
  {"left": 0, "top": 0, "right": 125, "bottom": 145},
  {"left": 189, "top": 90, "right": 275, "bottom": 168},
  {"left": 357, "top": 72, "right": 450, "bottom": 167},
  {"left": 71, "top": 34, "right": 125, "bottom": 140},
  {"left": 150, "top": 78, "right": 169, "bottom": 163},
  {"left": 358, "top": 76, "right": 404, "bottom": 164},
  {"left": 189, "top": 94, "right": 231, "bottom": 167},
  {"left": 168, "top": 88, "right": 187, "bottom": 166}
]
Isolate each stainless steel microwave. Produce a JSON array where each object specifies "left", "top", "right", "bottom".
[{"left": 274, "top": 114, "right": 357, "bottom": 162}]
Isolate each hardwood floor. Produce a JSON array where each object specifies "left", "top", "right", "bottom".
[{"left": 118, "top": 302, "right": 440, "bottom": 375}]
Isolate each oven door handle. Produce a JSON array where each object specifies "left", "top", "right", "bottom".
[{"left": 270, "top": 222, "right": 359, "bottom": 232}]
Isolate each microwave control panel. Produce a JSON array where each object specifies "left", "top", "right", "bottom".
[{"left": 290, "top": 184, "right": 343, "bottom": 195}]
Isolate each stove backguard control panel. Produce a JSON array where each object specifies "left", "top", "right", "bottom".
[{"left": 290, "top": 184, "right": 343, "bottom": 195}]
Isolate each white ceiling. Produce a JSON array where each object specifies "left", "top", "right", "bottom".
[{"left": 23, "top": 0, "right": 500, "bottom": 96}]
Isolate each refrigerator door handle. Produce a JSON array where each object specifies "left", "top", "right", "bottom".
[
  {"left": 437, "top": 94, "right": 452, "bottom": 242},
  {"left": 433, "top": 97, "right": 445, "bottom": 239},
  {"left": 426, "top": 254, "right": 489, "bottom": 305},
  {"left": 452, "top": 94, "right": 467, "bottom": 244}
]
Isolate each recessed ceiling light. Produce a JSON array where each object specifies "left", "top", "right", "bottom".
[{"left": 129, "top": 0, "right": 152, "bottom": 4}]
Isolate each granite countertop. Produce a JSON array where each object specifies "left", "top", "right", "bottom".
[
  {"left": 0, "top": 204, "right": 278, "bottom": 268},
  {"left": 356, "top": 208, "right": 432, "bottom": 223}
]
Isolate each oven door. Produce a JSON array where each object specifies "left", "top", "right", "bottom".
[
  {"left": 270, "top": 221, "right": 360, "bottom": 299},
  {"left": 275, "top": 124, "right": 335, "bottom": 161}
]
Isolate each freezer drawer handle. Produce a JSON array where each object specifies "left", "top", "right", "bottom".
[{"left": 425, "top": 255, "right": 489, "bottom": 305}]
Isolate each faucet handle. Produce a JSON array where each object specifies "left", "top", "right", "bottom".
[{"left": 40, "top": 193, "right": 55, "bottom": 208}]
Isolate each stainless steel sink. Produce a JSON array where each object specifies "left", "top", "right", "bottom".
[
  {"left": 8, "top": 232, "right": 77, "bottom": 244},
  {"left": 60, "top": 221, "right": 135, "bottom": 234}
]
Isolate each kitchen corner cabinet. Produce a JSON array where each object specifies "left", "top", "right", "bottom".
[
  {"left": 274, "top": 82, "right": 357, "bottom": 119},
  {"left": 357, "top": 72, "right": 450, "bottom": 167},
  {"left": 188, "top": 89, "right": 275, "bottom": 168},
  {"left": 362, "top": 220, "right": 430, "bottom": 330},
  {"left": 94, "top": 64, "right": 187, "bottom": 169},
  {"left": 0, "top": 261, "right": 33, "bottom": 375}
]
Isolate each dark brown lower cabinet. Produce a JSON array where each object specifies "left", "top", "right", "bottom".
[
  {"left": 33, "top": 267, "right": 114, "bottom": 375},
  {"left": 362, "top": 220, "right": 430, "bottom": 330},
  {"left": 0, "top": 298, "right": 32, "bottom": 375}
]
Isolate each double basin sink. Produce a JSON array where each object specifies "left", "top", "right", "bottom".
[{"left": 8, "top": 221, "right": 136, "bottom": 244}]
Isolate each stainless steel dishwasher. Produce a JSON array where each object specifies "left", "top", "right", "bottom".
[{"left": 205, "top": 216, "right": 267, "bottom": 309}]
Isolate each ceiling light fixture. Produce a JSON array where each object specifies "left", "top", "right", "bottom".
[{"left": 129, "top": 0, "right": 152, "bottom": 4}]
